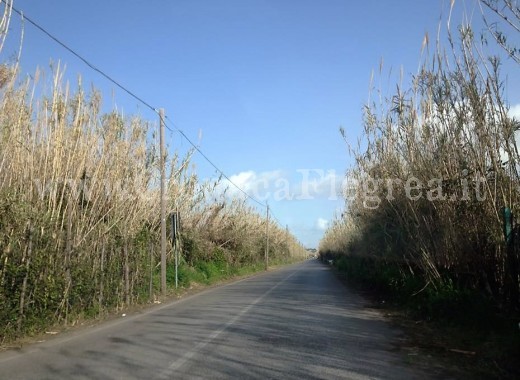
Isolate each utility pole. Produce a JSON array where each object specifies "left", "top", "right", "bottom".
[
  {"left": 174, "top": 212, "right": 178, "bottom": 289},
  {"left": 265, "top": 204, "right": 269, "bottom": 271},
  {"left": 286, "top": 224, "right": 289, "bottom": 258},
  {"left": 160, "top": 109, "right": 167, "bottom": 295},
  {"left": 171, "top": 211, "right": 179, "bottom": 289}
]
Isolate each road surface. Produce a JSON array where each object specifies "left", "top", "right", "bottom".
[{"left": 0, "top": 260, "right": 443, "bottom": 379}]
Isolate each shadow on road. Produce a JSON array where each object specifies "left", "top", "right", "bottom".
[{"left": 0, "top": 261, "right": 450, "bottom": 379}]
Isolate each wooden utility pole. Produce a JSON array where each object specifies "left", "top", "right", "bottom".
[
  {"left": 171, "top": 211, "right": 179, "bottom": 289},
  {"left": 265, "top": 204, "right": 269, "bottom": 271},
  {"left": 149, "top": 240, "right": 154, "bottom": 300},
  {"left": 286, "top": 224, "right": 289, "bottom": 257},
  {"left": 160, "top": 109, "right": 167, "bottom": 295}
]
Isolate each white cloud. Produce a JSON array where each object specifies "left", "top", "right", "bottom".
[
  {"left": 509, "top": 104, "right": 520, "bottom": 120},
  {"left": 316, "top": 218, "right": 329, "bottom": 230},
  {"left": 500, "top": 103, "right": 520, "bottom": 163},
  {"left": 292, "top": 169, "right": 344, "bottom": 200},
  {"left": 215, "top": 168, "right": 346, "bottom": 203},
  {"left": 222, "top": 170, "right": 284, "bottom": 201},
  {"left": 228, "top": 171, "right": 256, "bottom": 192}
]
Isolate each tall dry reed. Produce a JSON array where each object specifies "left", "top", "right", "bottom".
[{"left": 320, "top": 0, "right": 520, "bottom": 310}]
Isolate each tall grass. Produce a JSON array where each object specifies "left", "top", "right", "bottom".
[
  {"left": 0, "top": 1, "right": 305, "bottom": 342},
  {"left": 320, "top": 1, "right": 520, "bottom": 314}
]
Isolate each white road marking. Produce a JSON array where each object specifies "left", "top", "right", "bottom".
[{"left": 155, "top": 269, "right": 300, "bottom": 379}]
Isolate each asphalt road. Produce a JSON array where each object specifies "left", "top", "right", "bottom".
[{"left": 0, "top": 260, "right": 442, "bottom": 379}]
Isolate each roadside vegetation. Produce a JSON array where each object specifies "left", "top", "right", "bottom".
[
  {"left": 0, "top": 0, "right": 305, "bottom": 344},
  {"left": 320, "top": 1, "right": 519, "bottom": 377}
]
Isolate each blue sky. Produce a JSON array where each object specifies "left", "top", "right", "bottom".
[{"left": 2, "top": 0, "right": 519, "bottom": 247}]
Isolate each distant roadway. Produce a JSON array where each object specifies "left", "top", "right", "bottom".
[{"left": 0, "top": 260, "right": 443, "bottom": 379}]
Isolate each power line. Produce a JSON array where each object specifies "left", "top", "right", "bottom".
[
  {"left": 270, "top": 212, "right": 283, "bottom": 227},
  {"left": 6, "top": 1, "right": 268, "bottom": 210},
  {"left": 163, "top": 116, "right": 266, "bottom": 208},
  {"left": 3, "top": 1, "right": 158, "bottom": 114}
]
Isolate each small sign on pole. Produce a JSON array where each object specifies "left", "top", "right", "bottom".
[{"left": 170, "top": 212, "right": 180, "bottom": 288}]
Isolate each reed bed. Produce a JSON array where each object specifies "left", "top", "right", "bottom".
[
  {"left": 320, "top": 0, "right": 520, "bottom": 313},
  {"left": 0, "top": 1, "right": 303, "bottom": 342}
]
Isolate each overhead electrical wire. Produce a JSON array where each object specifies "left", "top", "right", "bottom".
[
  {"left": 5, "top": 1, "right": 270, "bottom": 210},
  {"left": 163, "top": 115, "right": 266, "bottom": 208},
  {"left": 3, "top": 1, "right": 158, "bottom": 114}
]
